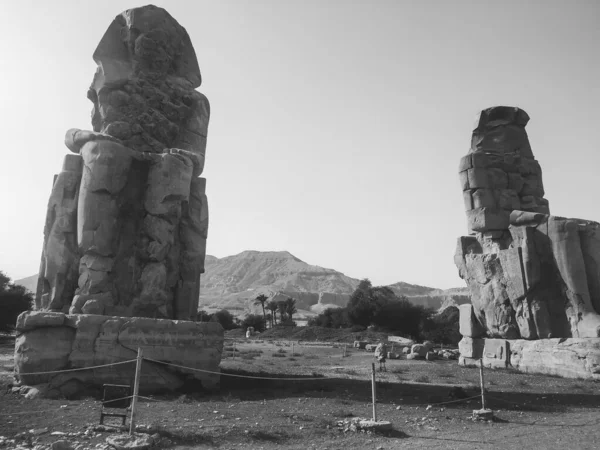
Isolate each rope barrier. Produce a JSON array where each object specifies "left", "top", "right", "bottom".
[
  {"left": 411, "top": 394, "right": 481, "bottom": 408},
  {"left": 143, "top": 356, "right": 326, "bottom": 381},
  {"left": 15, "top": 359, "right": 137, "bottom": 376},
  {"left": 0, "top": 409, "right": 59, "bottom": 416},
  {"left": 101, "top": 395, "right": 134, "bottom": 404},
  {"left": 137, "top": 395, "right": 160, "bottom": 402}
]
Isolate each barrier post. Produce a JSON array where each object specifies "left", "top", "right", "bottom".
[
  {"left": 479, "top": 358, "right": 486, "bottom": 410},
  {"left": 129, "top": 348, "right": 143, "bottom": 435},
  {"left": 371, "top": 363, "right": 377, "bottom": 422},
  {"left": 472, "top": 358, "right": 493, "bottom": 420}
]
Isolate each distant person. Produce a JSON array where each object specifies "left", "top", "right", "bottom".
[{"left": 374, "top": 340, "right": 387, "bottom": 372}]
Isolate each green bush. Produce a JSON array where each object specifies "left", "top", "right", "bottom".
[
  {"left": 419, "top": 306, "right": 461, "bottom": 345},
  {"left": 0, "top": 271, "right": 33, "bottom": 332},
  {"left": 241, "top": 314, "right": 266, "bottom": 333},
  {"left": 209, "top": 309, "right": 239, "bottom": 330},
  {"left": 308, "top": 308, "right": 349, "bottom": 328},
  {"left": 308, "top": 278, "right": 431, "bottom": 339}
]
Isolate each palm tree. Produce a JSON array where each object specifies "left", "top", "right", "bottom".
[
  {"left": 266, "top": 301, "right": 278, "bottom": 327},
  {"left": 285, "top": 297, "right": 297, "bottom": 322},
  {"left": 254, "top": 294, "right": 269, "bottom": 325},
  {"left": 277, "top": 301, "right": 287, "bottom": 324}
]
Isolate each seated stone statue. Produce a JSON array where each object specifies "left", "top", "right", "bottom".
[
  {"left": 36, "top": 5, "right": 209, "bottom": 321},
  {"left": 455, "top": 106, "right": 600, "bottom": 339}
]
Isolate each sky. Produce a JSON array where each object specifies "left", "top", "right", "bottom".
[{"left": 0, "top": 0, "right": 599, "bottom": 289}]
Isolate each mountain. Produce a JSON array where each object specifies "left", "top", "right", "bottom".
[
  {"left": 198, "top": 250, "right": 359, "bottom": 318},
  {"left": 12, "top": 274, "right": 37, "bottom": 294},
  {"left": 198, "top": 251, "right": 470, "bottom": 320},
  {"left": 386, "top": 281, "right": 438, "bottom": 297},
  {"left": 15, "top": 250, "right": 471, "bottom": 321},
  {"left": 385, "top": 281, "right": 470, "bottom": 312}
]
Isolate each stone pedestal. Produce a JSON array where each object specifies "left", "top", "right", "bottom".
[
  {"left": 458, "top": 336, "right": 600, "bottom": 380},
  {"left": 14, "top": 311, "right": 224, "bottom": 396}
]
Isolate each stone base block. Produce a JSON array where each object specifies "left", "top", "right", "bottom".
[
  {"left": 387, "top": 336, "right": 415, "bottom": 346},
  {"left": 483, "top": 339, "right": 509, "bottom": 369},
  {"left": 14, "top": 311, "right": 224, "bottom": 396},
  {"left": 458, "top": 336, "right": 600, "bottom": 380},
  {"left": 458, "top": 337, "right": 484, "bottom": 359},
  {"left": 510, "top": 338, "right": 600, "bottom": 379},
  {"left": 472, "top": 409, "right": 494, "bottom": 421},
  {"left": 459, "top": 356, "right": 481, "bottom": 367},
  {"left": 356, "top": 419, "right": 392, "bottom": 432},
  {"left": 459, "top": 304, "right": 485, "bottom": 338}
]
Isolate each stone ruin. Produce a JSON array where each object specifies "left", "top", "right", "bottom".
[
  {"left": 455, "top": 106, "right": 600, "bottom": 379},
  {"left": 14, "top": 5, "right": 223, "bottom": 396}
]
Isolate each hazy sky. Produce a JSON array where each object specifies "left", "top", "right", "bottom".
[{"left": 0, "top": 0, "right": 598, "bottom": 289}]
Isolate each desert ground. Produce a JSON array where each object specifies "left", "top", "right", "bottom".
[{"left": 2, "top": 330, "right": 600, "bottom": 450}]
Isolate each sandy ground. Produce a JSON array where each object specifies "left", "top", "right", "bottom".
[{"left": 2, "top": 336, "right": 600, "bottom": 449}]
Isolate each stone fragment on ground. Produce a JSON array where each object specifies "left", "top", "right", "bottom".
[
  {"left": 106, "top": 433, "right": 155, "bottom": 450},
  {"left": 336, "top": 417, "right": 392, "bottom": 434}
]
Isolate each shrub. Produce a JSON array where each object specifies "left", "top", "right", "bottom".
[
  {"left": 196, "top": 310, "right": 212, "bottom": 322},
  {"left": 241, "top": 314, "right": 266, "bottom": 333},
  {"left": 0, "top": 271, "right": 33, "bottom": 332},
  {"left": 308, "top": 307, "right": 349, "bottom": 328},
  {"left": 419, "top": 306, "right": 461, "bottom": 345},
  {"left": 209, "top": 309, "right": 238, "bottom": 330}
]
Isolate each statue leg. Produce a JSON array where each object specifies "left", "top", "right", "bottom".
[
  {"left": 547, "top": 217, "right": 600, "bottom": 337},
  {"left": 136, "top": 151, "right": 193, "bottom": 318},
  {"left": 176, "top": 177, "right": 208, "bottom": 320},
  {"left": 74, "top": 140, "right": 133, "bottom": 314},
  {"left": 37, "top": 154, "right": 82, "bottom": 312}
]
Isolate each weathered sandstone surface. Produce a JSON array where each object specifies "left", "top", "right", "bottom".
[
  {"left": 36, "top": 5, "right": 209, "bottom": 321},
  {"left": 455, "top": 106, "right": 600, "bottom": 379},
  {"left": 17, "top": 5, "right": 221, "bottom": 395},
  {"left": 455, "top": 106, "right": 600, "bottom": 340},
  {"left": 458, "top": 335, "right": 600, "bottom": 380},
  {"left": 14, "top": 311, "right": 223, "bottom": 395}
]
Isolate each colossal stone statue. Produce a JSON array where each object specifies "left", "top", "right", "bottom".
[
  {"left": 455, "top": 106, "right": 600, "bottom": 340},
  {"left": 15, "top": 5, "right": 222, "bottom": 396},
  {"left": 36, "top": 5, "right": 209, "bottom": 321}
]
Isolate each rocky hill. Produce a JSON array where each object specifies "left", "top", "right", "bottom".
[
  {"left": 198, "top": 251, "right": 470, "bottom": 320},
  {"left": 15, "top": 250, "right": 470, "bottom": 320},
  {"left": 12, "top": 274, "right": 37, "bottom": 294},
  {"left": 198, "top": 250, "right": 359, "bottom": 317}
]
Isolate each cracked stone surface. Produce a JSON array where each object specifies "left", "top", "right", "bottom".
[
  {"left": 22, "top": 6, "right": 218, "bottom": 396},
  {"left": 14, "top": 311, "right": 223, "bottom": 394},
  {"left": 455, "top": 106, "right": 600, "bottom": 340},
  {"left": 458, "top": 336, "right": 600, "bottom": 380},
  {"left": 35, "top": 5, "right": 209, "bottom": 321}
]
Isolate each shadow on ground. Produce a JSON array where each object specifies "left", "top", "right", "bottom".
[{"left": 215, "top": 368, "right": 600, "bottom": 413}]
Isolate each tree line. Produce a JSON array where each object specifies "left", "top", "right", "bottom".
[
  {"left": 197, "top": 294, "right": 298, "bottom": 333},
  {"left": 307, "top": 279, "right": 460, "bottom": 345},
  {"left": 0, "top": 271, "right": 33, "bottom": 332}
]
